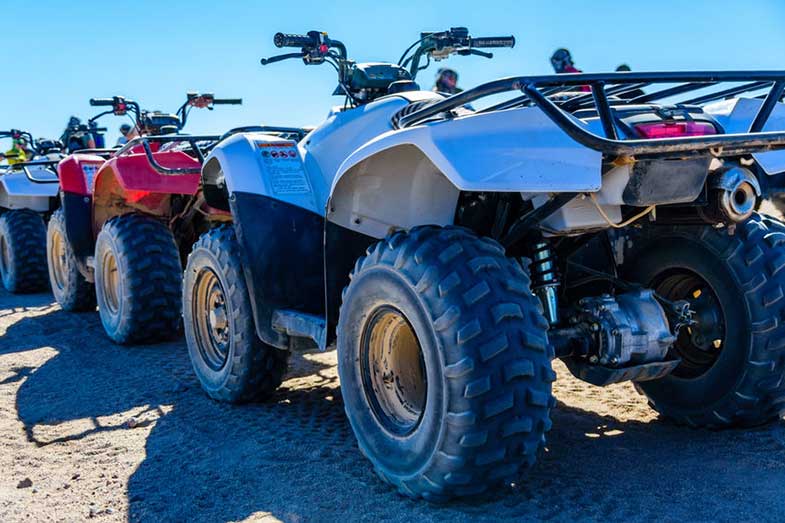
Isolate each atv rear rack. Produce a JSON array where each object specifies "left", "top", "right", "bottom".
[
  {"left": 116, "top": 127, "right": 312, "bottom": 177},
  {"left": 397, "top": 71, "right": 785, "bottom": 159},
  {"left": 115, "top": 135, "right": 221, "bottom": 176},
  {"left": 3, "top": 160, "right": 60, "bottom": 184},
  {"left": 71, "top": 148, "right": 120, "bottom": 159}
]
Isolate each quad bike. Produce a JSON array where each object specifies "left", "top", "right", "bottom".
[
  {"left": 183, "top": 29, "right": 785, "bottom": 501},
  {"left": 0, "top": 131, "right": 65, "bottom": 293},
  {"left": 49, "top": 92, "right": 259, "bottom": 343}
]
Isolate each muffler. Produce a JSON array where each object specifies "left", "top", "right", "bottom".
[{"left": 710, "top": 167, "right": 760, "bottom": 223}]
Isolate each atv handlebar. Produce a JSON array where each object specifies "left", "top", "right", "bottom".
[
  {"left": 262, "top": 30, "right": 347, "bottom": 66},
  {"left": 401, "top": 27, "right": 516, "bottom": 78},
  {"left": 211, "top": 98, "right": 242, "bottom": 105}
]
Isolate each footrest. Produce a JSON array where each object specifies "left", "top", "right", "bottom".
[
  {"left": 562, "top": 358, "right": 681, "bottom": 386},
  {"left": 271, "top": 309, "right": 327, "bottom": 351}
]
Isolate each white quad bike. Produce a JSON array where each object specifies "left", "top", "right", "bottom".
[
  {"left": 183, "top": 29, "right": 785, "bottom": 501},
  {"left": 0, "top": 131, "right": 64, "bottom": 293}
]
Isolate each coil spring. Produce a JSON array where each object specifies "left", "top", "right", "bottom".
[{"left": 530, "top": 241, "right": 559, "bottom": 289}]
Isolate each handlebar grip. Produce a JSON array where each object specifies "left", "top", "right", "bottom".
[
  {"left": 212, "top": 98, "right": 243, "bottom": 105},
  {"left": 274, "top": 32, "right": 314, "bottom": 48},
  {"left": 470, "top": 36, "right": 516, "bottom": 48},
  {"left": 89, "top": 98, "right": 115, "bottom": 106}
]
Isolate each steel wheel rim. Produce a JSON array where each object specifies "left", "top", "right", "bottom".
[
  {"left": 100, "top": 249, "right": 121, "bottom": 315},
  {"left": 652, "top": 270, "right": 725, "bottom": 378},
  {"left": 50, "top": 229, "right": 67, "bottom": 291},
  {"left": 193, "top": 268, "right": 230, "bottom": 371},
  {"left": 360, "top": 306, "right": 427, "bottom": 436}
]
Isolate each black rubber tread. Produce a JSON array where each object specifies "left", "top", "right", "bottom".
[
  {"left": 0, "top": 209, "right": 49, "bottom": 293},
  {"left": 337, "top": 225, "right": 554, "bottom": 501},
  {"left": 624, "top": 213, "right": 785, "bottom": 428},
  {"left": 183, "top": 225, "right": 289, "bottom": 403},
  {"left": 94, "top": 214, "right": 183, "bottom": 344},
  {"left": 46, "top": 208, "right": 96, "bottom": 311}
]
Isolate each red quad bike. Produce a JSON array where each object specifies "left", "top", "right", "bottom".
[{"left": 49, "top": 93, "right": 248, "bottom": 343}]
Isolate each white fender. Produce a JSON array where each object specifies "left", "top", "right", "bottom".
[
  {"left": 704, "top": 97, "right": 785, "bottom": 175},
  {"left": 203, "top": 132, "right": 326, "bottom": 215},
  {"left": 327, "top": 106, "right": 602, "bottom": 238},
  {"left": 0, "top": 166, "right": 59, "bottom": 212}
]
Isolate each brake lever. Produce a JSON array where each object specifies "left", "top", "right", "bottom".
[
  {"left": 469, "top": 49, "right": 493, "bottom": 59},
  {"left": 260, "top": 52, "right": 306, "bottom": 66}
]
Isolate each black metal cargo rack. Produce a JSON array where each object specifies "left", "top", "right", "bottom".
[
  {"left": 397, "top": 71, "right": 785, "bottom": 159},
  {"left": 114, "top": 126, "right": 311, "bottom": 176},
  {"left": 2, "top": 160, "right": 60, "bottom": 184}
]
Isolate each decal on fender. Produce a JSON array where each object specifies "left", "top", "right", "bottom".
[
  {"left": 81, "top": 164, "right": 100, "bottom": 189},
  {"left": 255, "top": 141, "right": 311, "bottom": 195}
]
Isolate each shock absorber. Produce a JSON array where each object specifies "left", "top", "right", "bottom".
[{"left": 530, "top": 241, "right": 560, "bottom": 325}]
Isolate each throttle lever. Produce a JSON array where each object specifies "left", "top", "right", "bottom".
[{"left": 261, "top": 52, "right": 306, "bottom": 66}]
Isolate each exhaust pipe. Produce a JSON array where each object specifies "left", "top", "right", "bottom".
[{"left": 710, "top": 167, "right": 760, "bottom": 223}]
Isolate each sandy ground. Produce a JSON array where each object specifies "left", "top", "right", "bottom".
[{"left": 1, "top": 204, "right": 785, "bottom": 522}]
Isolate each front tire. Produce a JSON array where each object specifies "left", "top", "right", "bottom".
[
  {"left": 0, "top": 209, "right": 48, "bottom": 293},
  {"left": 94, "top": 214, "right": 182, "bottom": 344},
  {"left": 47, "top": 208, "right": 96, "bottom": 311},
  {"left": 183, "top": 225, "right": 288, "bottom": 403},
  {"left": 624, "top": 213, "right": 785, "bottom": 427},
  {"left": 337, "top": 226, "right": 554, "bottom": 501}
]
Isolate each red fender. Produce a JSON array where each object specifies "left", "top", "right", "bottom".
[
  {"left": 57, "top": 154, "right": 107, "bottom": 196},
  {"left": 99, "top": 144, "right": 201, "bottom": 200}
]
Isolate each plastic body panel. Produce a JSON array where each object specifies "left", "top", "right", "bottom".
[
  {"left": 230, "top": 192, "right": 325, "bottom": 348},
  {"left": 94, "top": 145, "right": 201, "bottom": 196},
  {"left": 333, "top": 105, "right": 603, "bottom": 195},
  {"left": 57, "top": 154, "right": 106, "bottom": 196},
  {"left": 0, "top": 166, "right": 59, "bottom": 212},
  {"left": 704, "top": 97, "right": 785, "bottom": 175}
]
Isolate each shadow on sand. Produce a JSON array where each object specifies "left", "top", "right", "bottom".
[{"left": 4, "top": 287, "right": 785, "bottom": 522}]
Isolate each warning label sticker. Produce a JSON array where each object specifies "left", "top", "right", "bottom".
[{"left": 256, "top": 142, "right": 311, "bottom": 195}]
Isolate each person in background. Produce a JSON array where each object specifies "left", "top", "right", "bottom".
[
  {"left": 116, "top": 123, "right": 132, "bottom": 146},
  {"left": 615, "top": 64, "right": 646, "bottom": 99},
  {"left": 0, "top": 137, "right": 30, "bottom": 165},
  {"left": 550, "top": 48, "right": 590, "bottom": 92},
  {"left": 550, "top": 48, "right": 581, "bottom": 74},
  {"left": 60, "top": 116, "right": 96, "bottom": 153},
  {"left": 433, "top": 68, "right": 462, "bottom": 95}
]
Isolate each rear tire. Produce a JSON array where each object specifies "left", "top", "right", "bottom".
[
  {"left": 94, "top": 214, "right": 182, "bottom": 344},
  {"left": 337, "top": 226, "right": 554, "bottom": 501},
  {"left": 0, "top": 209, "right": 48, "bottom": 293},
  {"left": 624, "top": 213, "right": 785, "bottom": 427},
  {"left": 183, "top": 225, "right": 288, "bottom": 403},
  {"left": 47, "top": 208, "right": 95, "bottom": 311}
]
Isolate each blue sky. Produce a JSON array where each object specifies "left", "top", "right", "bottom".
[{"left": 1, "top": 0, "right": 784, "bottom": 145}]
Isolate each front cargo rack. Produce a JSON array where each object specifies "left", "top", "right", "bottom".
[{"left": 397, "top": 71, "right": 785, "bottom": 159}]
